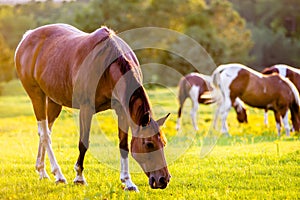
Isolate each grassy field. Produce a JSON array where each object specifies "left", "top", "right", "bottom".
[{"left": 0, "top": 80, "right": 299, "bottom": 200}]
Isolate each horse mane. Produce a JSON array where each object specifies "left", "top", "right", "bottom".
[
  {"left": 92, "top": 27, "right": 151, "bottom": 126},
  {"left": 218, "top": 63, "right": 263, "bottom": 78},
  {"left": 273, "top": 64, "right": 300, "bottom": 74}
]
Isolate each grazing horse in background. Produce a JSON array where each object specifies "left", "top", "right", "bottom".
[
  {"left": 15, "top": 23, "right": 171, "bottom": 191},
  {"left": 212, "top": 63, "right": 300, "bottom": 136},
  {"left": 176, "top": 72, "right": 247, "bottom": 131},
  {"left": 261, "top": 64, "right": 300, "bottom": 126},
  {"left": 176, "top": 73, "right": 213, "bottom": 130}
]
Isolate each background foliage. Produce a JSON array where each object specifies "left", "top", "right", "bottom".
[{"left": 0, "top": 0, "right": 299, "bottom": 85}]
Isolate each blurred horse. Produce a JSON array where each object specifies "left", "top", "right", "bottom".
[
  {"left": 15, "top": 23, "right": 171, "bottom": 191},
  {"left": 262, "top": 64, "right": 300, "bottom": 126},
  {"left": 212, "top": 63, "right": 300, "bottom": 136},
  {"left": 176, "top": 72, "right": 247, "bottom": 131}
]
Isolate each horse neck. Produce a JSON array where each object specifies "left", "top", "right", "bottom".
[{"left": 111, "top": 67, "right": 151, "bottom": 129}]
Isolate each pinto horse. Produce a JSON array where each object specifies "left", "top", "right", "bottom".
[
  {"left": 212, "top": 63, "right": 300, "bottom": 136},
  {"left": 14, "top": 23, "right": 171, "bottom": 191},
  {"left": 261, "top": 64, "right": 300, "bottom": 126},
  {"left": 176, "top": 72, "right": 247, "bottom": 131}
]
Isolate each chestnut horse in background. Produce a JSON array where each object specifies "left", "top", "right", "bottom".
[
  {"left": 212, "top": 63, "right": 300, "bottom": 136},
  {"left": 15, "top": 23, "right": 171, "bottom": 191},
  {"left": 262, "top": 64, "right": 300, "bottom": 126},
  {"left": 176, "top": 72, "right": 247, "bottom": 131}
]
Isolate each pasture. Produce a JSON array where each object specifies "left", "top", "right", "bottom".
[{"left": 0, "top": 80, "right": 299, "bottom": 199}]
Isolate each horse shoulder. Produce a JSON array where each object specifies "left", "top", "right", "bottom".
[{"left": 229, "top": 69, "right": 250, "bottom": 92}]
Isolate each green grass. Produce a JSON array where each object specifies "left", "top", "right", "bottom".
[{"left": 0, "top": 80, "right": 299, "bottom": 199}]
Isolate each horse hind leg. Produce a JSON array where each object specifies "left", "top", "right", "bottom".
[
  {"left": 46, "top": 98, "right": 66, "bottom": 183},
  {"left": 176, "top": 86, "right": 187, "bottom": 131},
  {"left": 36, "top": 98, "right": 62, "bottom": 180},
  {"left": 30, "top": 90, "right": 66, "bottom": 183},
  {"left": 189, "top": 86, "right": 200, "bottom": 131},
  {"left": 176, "top": 106, "right": 182, "bottom": 130},
  {"left": 176, "top": 97, "right": 186, "bottom": 131},
  {"left": 30, "top": 91, "right": 49, "bottom": 180},
  {"left": 290, "top": 103, "right": 300, "bottom": 134},
  {"left": 47, "top": 97, "right": 62, "bottom": 130},
  {"left": 273, "top": 111, "right": 282, "bottom": 137}
]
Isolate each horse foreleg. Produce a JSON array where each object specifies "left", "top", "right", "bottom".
[
  {"left": 190, "top": 102, "right": 199, "bottom": 131},
  {"left": 282, "top": 111, "right": 290, "bottom": 136},
  {"left": 74, "top": 104, "right": 93, "bottom": 185},
  {"left": 219, "top": 99, "right": 231, "bottom": 134},
  {"left": 117, "top": 109, "right": 138, "bottom": 191},
  {"left": 264, "top": 109, "right": 269, "bottom": 126}
]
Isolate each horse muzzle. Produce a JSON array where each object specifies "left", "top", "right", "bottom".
[{"left": 149, "top": 174, "right": 170, "bottom": 189}]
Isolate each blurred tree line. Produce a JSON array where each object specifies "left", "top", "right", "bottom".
[
  {"left": 228, "top": 0, "right": 300, "bottom": 70},
  {"left": 0, "top": 0, "right": 299, "bottom": 86}
]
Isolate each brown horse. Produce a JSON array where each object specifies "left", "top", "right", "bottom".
[
  {"left": 176, "top": 72, "right": 247, "bottom": 131},
  {"left": 14, "top": 23, "right": 170, "bottom": 191},
  {"left": 262, "top": 64, "right": 300, "bottom": 126},
  {"left": 212, "top": 63, "right": 300, "bottom": 136}
]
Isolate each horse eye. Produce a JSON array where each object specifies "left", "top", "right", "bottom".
[{"left": 145, "top": 142, "right": 154, "bottom": 149}]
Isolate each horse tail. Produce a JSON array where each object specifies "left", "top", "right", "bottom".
[
  {"left": 209, "top": 70, "right": 224, "bottom": 103},
  {"left": 284, "top": 77, "right": 300, "bottom": 132},
  {"left": 14, "top": 29, "right": 33, "bottom": 63},
  {"left": 177, "top": 77, "right": 189, "bottom": 118},
  {"left": 284, "top": 77, "right": 300, "bottom": 107}
]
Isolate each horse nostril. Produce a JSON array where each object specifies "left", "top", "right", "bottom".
[
  {"left": 149, "top": 176, "right": 156, "bottom": 188},
  {"left": 159, "top": 177, "right": 166, "bottom": 184}
]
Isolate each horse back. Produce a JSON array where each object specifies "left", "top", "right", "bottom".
[
  {"left": 229, "top": 69, "right": 280, "bottom": 107},
  {"left": 15, "top": 24, "right": 114, "bottom": 107},
  {"left": 179, "top": 73, "right": 211, "bottom": 103}
]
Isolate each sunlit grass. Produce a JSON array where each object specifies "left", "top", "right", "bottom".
[{"left": 0, "top": 80, "right": 299, "bottom": 199}]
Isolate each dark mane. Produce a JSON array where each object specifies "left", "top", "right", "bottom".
[{"left": 129, "top": 86, "right": 151, "bottom": 126}]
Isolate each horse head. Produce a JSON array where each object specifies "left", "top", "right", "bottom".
[
  {"left": 131, "top": 113, "right": 171, "bottom": 189},
  {"left": 236, "top": 107, "right": 248, "bottom": 123},
  {"left": 233, "top": 98, "right": 248, "bottom": 123}
]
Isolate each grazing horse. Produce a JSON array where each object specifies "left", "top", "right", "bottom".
[
  {"left": 176, "top": 72, "right": 247, "bottom": 131},
  {"left": 261, "top": 64, "right": 300, "bottom": 125},
  {"left": 176, "top": 73, "right": 213, "bottom": 130},
  {"left": 212, "top": 63, "right": 300, "bottom": 136},
  {"left": 14, "top": 23, "right": 171, "bottom": 191}
]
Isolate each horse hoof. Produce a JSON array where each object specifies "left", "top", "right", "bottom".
[
  {"left": 74, "top": 180, "right": 87, "bottom": 185},
  {"left": 73, "top": 176, "right": 87, "bottom": 185},
  {"left": 39, "top": 175, "right": 50, "bottom": 180},
  {"left": 55, "top": 179, "right": 67, "bottom": 184},
  {"left": 124, "top": 186, "right": 139, "bottom": 192}
]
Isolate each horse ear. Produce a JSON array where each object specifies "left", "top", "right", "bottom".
[
  {"left": 141, "top": 111, "right": 151, "bottom": 127},
  {"left": 157, "top": 113, "right": 170, "bottom": 127}
]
